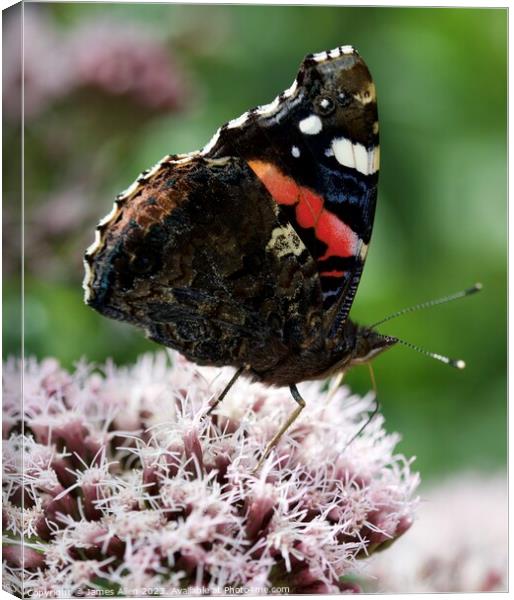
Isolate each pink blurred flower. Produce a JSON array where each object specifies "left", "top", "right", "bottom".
[
  {"left": 69, "top": 21, "right": 186, "bottom": 111},
  {"left": 363, "top": 472, "right": 507, "bottom": 592},
  {"left": 3, "top": 9, "right": 73, "bottom": 121},
  {"left": 3, "top": 352, "right": 418, "bottom": 596},
  {"left": 3, "top": 9, "right": 187, "bottom": 122}
]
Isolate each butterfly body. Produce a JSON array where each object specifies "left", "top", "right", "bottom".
[{"left": 84, "top": 46, "right": 395, "bottom": 387}]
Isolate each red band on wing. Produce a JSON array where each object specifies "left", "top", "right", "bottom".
[
  {"left": 296, "top": 188, "right": 323, "bottom": 229},
  {"left": 248, "top": 160, "right": 358, "bottom": 259},
  {"left": 248, "top": 161, "right": 298, "bottom": 205}
]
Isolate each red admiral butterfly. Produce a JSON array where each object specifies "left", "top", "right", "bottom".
[{"left": 83, "top": 46, "right": 476, "bottom": 466}]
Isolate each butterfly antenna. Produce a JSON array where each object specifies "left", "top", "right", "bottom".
[
  {"left": 384, "top": 335, "right": 466, "bottom": 369},
  {"left": 370, "top": 283, "right": 482, "bottom": 329}
]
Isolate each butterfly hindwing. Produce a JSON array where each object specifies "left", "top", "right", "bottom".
[{"left": 85, "top": 155, "right": 324, "bottom": 376}]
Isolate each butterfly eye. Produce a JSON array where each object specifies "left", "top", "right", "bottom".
[{"left": 316, "top": 96, "right": 335, "bottom": 115}]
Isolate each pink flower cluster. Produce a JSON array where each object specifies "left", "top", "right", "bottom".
[
  {"left": 3, "top": 352, "right": 419, "bottom": 596},
  {"left": 363, "top": 472, "right": 507, "bottom": 593},
  {"left": 3, "top": 9, "right": 187, "bottom": 121}
]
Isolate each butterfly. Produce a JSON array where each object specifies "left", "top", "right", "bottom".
[{"left": 84, "top": 46, "right": 398, "bottom": 466}]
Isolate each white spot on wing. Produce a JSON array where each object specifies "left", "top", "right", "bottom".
[
  {"left": 291, "top": 145, "right": 300, "bottom": 158},
  {"left": 227, "top": 112, "right": 249, "bottom": 129},
  {"left": 283, "top": 79, "right": 298, "bottom": 98},
  {"left": 354, "top": 144, "right": 369, "bottom": 175},
  {"left": 266, "top": 224, "right": 305, "bottom": 258},
  {"left": 331, "top": 137, "right": 379, "bottom": 175},
  {"left": 312, "top": 46, "right": 354, "bottom": 63},
  {"left": 312, "top": 51, "right": 329, "bottom": 62},
  {"left": 256, "top": 96, "right": 280, "bottom": 116},
  {"left": 299, "top": 114, "right": 322, "bottom": 135},
  {"left": 332, "top": 137, "right": 355, "bottom": 170}
]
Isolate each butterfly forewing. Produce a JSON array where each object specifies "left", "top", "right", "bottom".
[{"left": 203, "top": 47, "right": 379, "bottom": 317}]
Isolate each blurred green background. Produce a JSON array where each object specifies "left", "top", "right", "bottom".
[{"left": 4, "top": 5, "right": 506, "bottom": 479}]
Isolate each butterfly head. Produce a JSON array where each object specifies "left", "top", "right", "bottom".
[{"left": 348, "top": 323, "right": 398, "bottom": 367}]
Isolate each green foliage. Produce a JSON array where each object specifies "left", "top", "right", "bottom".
[{"left": 6, "top": 5, "right": 506, "bottom": 479}]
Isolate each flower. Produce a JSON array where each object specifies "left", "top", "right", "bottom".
[
  {"left": 3, "top": 9, "right": 188, "bottom": 122},
  {"left": 3, "top": 9, "right": 73, "bottom": 122},
  {"left": 362, "top": 472, "right": 507, "bottom": 592},
  {"left": 3, "top": 351, "right": 418, "bottom": 596},
  {"left": 69, "top": 21, "right": 187, "bottom": 112}
]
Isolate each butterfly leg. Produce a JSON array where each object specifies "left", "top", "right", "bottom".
[
  {"left": 343, "top": 363, "right": 380, "bottom": 450},
  {"left": 205, "top": 366, "right": 245, "bottom": 416},
  {"left": 326, "top": 371, "right": 345, "bottom": 400},
  {"left": 253, "top": 384, "right": 306, "bottom": 473}
]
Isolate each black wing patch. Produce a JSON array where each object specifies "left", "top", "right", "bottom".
[{"left": 85, "top": 156, "right": 324, "bottom": 372}]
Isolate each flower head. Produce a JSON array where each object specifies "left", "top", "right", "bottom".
[
  {"left": 363, "top": 472, "right": 507, "bottom": 592},
  {"left": 3, "top": 10, "right": 188, "bottom": 122},
  {"left": 3, "top": 351, "right": 418, "bottom": 595}
]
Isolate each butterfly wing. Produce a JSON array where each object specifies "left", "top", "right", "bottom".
[
  {"left": 204, "top": 47, "right": 379, "bottom": 334},
  {"left": 84, "top": 46, "right": 379, "bottom": 383},
  {"left": 84, "top": 155, "right": 323, "bottom": 376}
]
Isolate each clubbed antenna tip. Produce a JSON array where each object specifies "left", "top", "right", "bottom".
[
  {"left": 389, "top": 337, "right": 467, "bottom": 371},
  {"left": 449, "top": 358, "right": 466, "bottom": 370}
]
